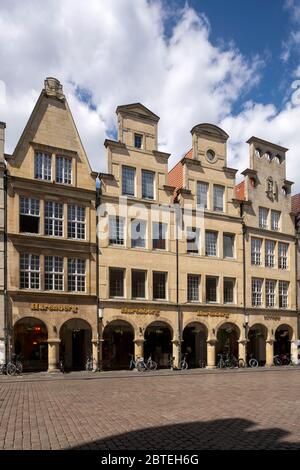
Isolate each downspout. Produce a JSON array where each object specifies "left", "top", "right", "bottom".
[
  {"left": 174, "top": 193, "right": 181, "bottom": 368},
  {"left": 241, "top": 202, "right": 249, "bottom": 352},
  {"left": 95, "top": 179, "right": 102, "bottom": 371},
  {"left": 295, "top": 215, "right": 299, "bottom": 350},
  {"left": 3, "top": 168, "right": 9, "bottom": 362}
]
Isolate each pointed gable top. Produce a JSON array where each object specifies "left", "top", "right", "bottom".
[{"left": 116, "top": 103, "right": 160, "bottom": 122}]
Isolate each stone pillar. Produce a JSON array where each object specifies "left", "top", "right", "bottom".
[
  {"left": 172, "top": 340, "right": 180, "bottom": 369},
  {"left": 92, "top": 338, "right": 98, "bottom": 371},
  {"left": 266, "top": 340, "right": 274, "bottom": 367},
  {"left": 47, "top": 338, "right": 60, "bottom": 372},
  {"left": 291, "top": 341, "right": 298, "bottom": 365},
  {"left": 134, "top": 339, "right": 144, "bottom": 361},
  {"left": 238, "top": 340, "right": 247, "bottom": 363},
  {"left": 207, "top": 340, "right": 216, "bottom": 368}
]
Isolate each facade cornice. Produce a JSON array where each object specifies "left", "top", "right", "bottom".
[
  {"left": 245, "top": 226, "right": 296, "bottom": 241},
  {"left": 104, "top": 139, "right": 126, "bottom": 150},
  {"left": 8, "top": 290, "right": 97, "bottom": 302},
  {"left": 8, "top": 176, "right": 96, "bottom": 199},
  {"left": 152, "top": 150, "right": 170, "bottom": 161},
  {"left": 8, "top": 233, "right": 96, "bottom": 253}
]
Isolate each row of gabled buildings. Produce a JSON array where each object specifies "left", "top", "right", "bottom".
[{"left": 0, "top": 76, "right": 299, "bottom": 372}]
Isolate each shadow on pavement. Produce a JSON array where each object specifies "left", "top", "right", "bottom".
[{"left": 70, "top": 418, "right": 300, "bottom": 450}]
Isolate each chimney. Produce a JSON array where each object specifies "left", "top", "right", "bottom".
[{"left": 0, "top": 122, "right": 5, "bottom": 162}]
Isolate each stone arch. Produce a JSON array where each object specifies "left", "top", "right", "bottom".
[
  {"left": 104, "top": 315, "right": 138, "bottom": 340},
  {"left": 274, "top": 324, "right": 294, "bottom": 357},
  {"left": 182, "top": 321, "right": 208, "bottom": 368},
  {"left": 102, "top": 319, "right": 135, "bottom": 370},
  {"left": 14, "top": 317, "right": 48, "bottom": 372},
  {"left": 248, "top": 323, "right": 268, "bottom": 365},
  {"left": 59, "top": 318, "right": 92, "bottom": 371},
  {"left": 215, "top": 322, "right": 241, "bottom": 359},
  {"left": 144, "top": 321, "right": 173, "bottom": 368}
]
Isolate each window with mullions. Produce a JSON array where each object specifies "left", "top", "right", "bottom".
[
  {"left": 251, "top": 238, "right": 262, "bottom": 266},
  {"left": 20, "top": 254, "right": 40, "bottom": 289},
  {"left": 45, "top": 256, "right": 64, "bottom": 291},
  {"left": 271, "top": 210, "right": 280, "bottom": 231},
  {"left": 35, "top": 152, "right": 51, "bottom": 181},
  {"left": 265, "top": 240, "right": 275, "bottom": 268},
  {"left": 187, "top": 227, "right": 200, "bottom": 254},
  {"left": 187, "top": 274, "right": 200, "bottom": 302},
  {"left": 213, "top": 185, "right": 224, "bottom": 212},
  {"left": 68, "top": 258, "right": 85, "bottom": 292},
  {"left": 131, "top": 219, "right": 146, "bottom": 248},
  {"left": 259, "top": 207, "right": 268, "bottom": 229},
  {"left": 109, "top": 216, "right": 125, "bottom": 245},
  {"left": 19, "top": 196, "right": 40, "bottom": 234},
  {"left": 56, "top": 156, "right": 72, "bottom": 184},
  {"left": 67, "top": 205, "right": 85, "bottom": 239},
  {"left": 122, "top": 166, "right": 135, "bottom": 196},
  {"left": 197, "top": 182, "right": 208, "bottom": 209},
  {"left": 224, "top": 278, "right": 235, "bottom": 303},
  {"left": 134, "top": 134, "right": 143, "bottom": 149},
  {"left": 279, "top": 281, "right": 288, "bottom": 308},
  {"left": 266, "top": 279, "right": 276, "bottom": 308},
  {"left": 278, "top": 243, "right": 288, "bottom": 270},
  {"left": 142, "top": 170, "right": 154, "bottom": 199},
  {"left": 153, "top": 272, "right": 167, "bottom": 300},
  {"left": 132, "top": 270, "right": 146, "bottom": 299},
  {"left": 109, "top": 268, "right": 125, "bottom": 297},
  {"left": 252, "top": 278, "right": 262, "bottom": 307},
  {"left": 223, "top": 234, "right": 235, "bottom": 258},
  {"left": 153, "top": 222, "right": 167, "bottom": 250},
  {"left": 205, "top": 231, "right": 217, "bottom": 256},
  {"left": 206, "top": 276, "right": 218, "bottom": 303},
  {"left": 45, "top": 201, "right": 63, "bottom": 237}
]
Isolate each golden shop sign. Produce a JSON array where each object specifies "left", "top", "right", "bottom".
[
  {"left": 121, "top": 307, "right": 160, "bottom": 316},
  {"left": 264, "top": 314, "right": 281, "bottom": 321},
  {"left": 31, "top": 303, "right": 78, "bottom": 313},
  {"left": 197, "top": 311, "right": 230, "bottom": 319}
]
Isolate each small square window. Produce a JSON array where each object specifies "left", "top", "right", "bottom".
[{"left": 134, "top": 134, "right": 143, "bottom": 149}]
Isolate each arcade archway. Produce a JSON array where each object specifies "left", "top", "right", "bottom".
[
  {"left": 144, "top": 322, "right": 172, "bottom": 368},
  {"left": 60, "top": 318, "right": 92, "bottom": 371},
  {"left": 216, "top": 322, "right": 240, "bottom": 360},
  {"left": 274, "top": 325, "right": 293, "bottom": 357},
  {"left": 14, "top": 317, "right": 48, "bottom": 372},
  {"left": 247, "top": 324, "right": 267, "bottom": 366},
  {"left": 102, "top": 320, "right": 134, "bottom": 370},
  {"left": 182, "top": 322, "right": 208, "bottom": 368}
]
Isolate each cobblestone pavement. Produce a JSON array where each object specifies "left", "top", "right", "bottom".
[{"left": 0, "top": 367, "right": 300, "bottom": 450}]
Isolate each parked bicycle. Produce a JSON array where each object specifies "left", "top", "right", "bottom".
[
  {"left": 246, "top": 353, "right": 258, "bottom": 368},
  {"left": 167, "top": 354, "right": 175, "bottom": 370},
  {"left": 129, "top": 354, "right": 157, "bottom": 371},
  {"left": 273, "top": 353, "right": 293, "bottom": 366},
  {"left": 85, "top": 355, "right": 96, "bottom": 371},
  {"left": 179, "top": 353, "right": 189, "bottom": 370},
  {"left": 0, "top": 354, "right": 23, "bottom": 376},
  {"left": 198, "top": 359, "right": 207, "bottom": 368},
  {"left": 217, "top": 353, "right": 244, "bottom": 369},
  {"left": 58, "top": 356, "right": 65, "bottom": 373}
]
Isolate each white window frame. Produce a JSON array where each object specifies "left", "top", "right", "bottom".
[
  {"left": 67, "top": 258, "right": 86, "bottom": 292},
  {"left": 271, "top": 210, "right": 280, "bottom": 231},
  {"left": 67, "top": 205, "right": 86, "bottom": 240},
  {"left": 45, "top": 201, "right": 64, "bottom": 237},
  {"left": 252, "top": 278, "right": 262, "bottom": 307},
  {"left": 278, "top": 243, "right": 288, "bottom": 270},
  {"left": 266, "top": 279, "right": 276, "bottom": 308},
  {"left": 197, "top": 182, "right": 208, "bottom": 209},
  {"left": 20, "top": 254, "right": 40, "bottom": 289},
  {"left": 56, "top": 156, "right": 72, "bottom": 185},
  {"left": 205, "top": 231, "right": 217, "bottom": 257},
  {"left": 35, "top": 152, "right": 52, "bottom": 181},
  {"left": 187, "top": 274, "right": 200, "bottom": 302},
  {"left": 259, "top": 207, "right": 268, "bottom": 229},
  {"left": 213, "top": 185, "right": 224, "bottom": 212},
  {"left": 265, "top": 240, "right": 275, "bottom": 268},
  {"left": 279, "top": 281, "right": 288, "bottom": 309},
  {"left": 45, "top": 256, "right": 64, "bottom": 291},
  {"left": 251, "top": 238, "right": 262, "bottom": 266},
  {"left": 122, "top": 165, "right": 136, "bottom": 197}
]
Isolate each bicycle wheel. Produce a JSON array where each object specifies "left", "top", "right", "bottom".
[
  {"left": 6, "top": 363, "right": 16, "bottom": 376},
  {"left": 136, "top": 362, "right": 145, "bottom": 372},
  {"left": 225, "top": 359, "right": 231, "bottom": 368},
  {"left": 149, "top": 360, "right": 157, "bottom": 371},
  {"left": 199, "top": 359, "right": 206, "bottom": 368},
  {"left": 274, "top": 357, "right": 281, "bottom": 366},
  {"left": 16, "top": 361, "right": 23, "bottom": 374},
  {"left": 238, "top": 358, "right": 245, "bottom": 368},
  {"left": 249, "top": 358, "right": 258, "bottom": 368},
  {"left": 180, "top": 361, "right": 188, "bottom": 370}
]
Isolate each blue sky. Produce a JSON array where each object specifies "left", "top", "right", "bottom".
[{"left": 1, "top": 0, "right": 300, "bottom": 188}]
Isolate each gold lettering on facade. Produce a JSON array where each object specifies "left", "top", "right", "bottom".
[
  {"left": 264, "top": 315, "right": 281, "bottom": 321},
  {"left": 196, "top": 312, "right": 230, "bottom": 319},
  {"left": 121, "top": 307, "right": 160, "bottom": 316},
  {"left": 31, "top": 304, "right": 78, "bottom": 314}
]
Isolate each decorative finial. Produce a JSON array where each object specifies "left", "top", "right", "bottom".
[{"left": 44, "top": 77, "right": 65, "bottom": 101}]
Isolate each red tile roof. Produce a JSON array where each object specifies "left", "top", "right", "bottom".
[
  {"left": 292, "top": 193, "right": 300, "bottom": 214},
  {"left": 235, "top": 181, "right": 245, "bottom": 201},
  {"left": 168, "top": 148, "right": 193, "bottom": 191}
]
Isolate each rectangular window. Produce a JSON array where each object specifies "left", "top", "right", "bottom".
[
  {"left": 122, "top": 166, "right": 135, "bottom": 196},
  {"left": 142, "top": 170, "right": 154, "bottom": 199},
  {"left": 271, "top": 210, "right": 280, "bottom": 231},
  {"left": 266, "top": 279, "right": 276, "bottom": 308},
  {"left": 134, "top": 133, "right": 143, "bottom": 149},
  {"left": 45, "top": 256, "right": 64, "bottom": 291},
  {"left": 205, "top": 231, "right": 217, "bottom": 256},
  {"left": 109, "top": 216, "right": 125, "bottom": 245},
  {"left": 279, "top": 281, "right": 289, "bottom": 308},
  {"left": 35, "top": 152, "right": 51, "bottom": 181},
  {"left": 67, "top": 205, "right": 86, "bottom": 239},
  {"left": 131, "top": 219, "right": 146, "bottom": 248},
  {"left": 109, "top": 268, "right": 125, "bottom": 297},
  {"left": 224, "top": 278, "right": 235, "bottom": 304},
  {"left": 56, "top": 156, "right": 72, "bottom": 184},
  {"left": 251, "top": 238, "right": 262, "bottom": 266},
  {"left": 132, "top": 270, "right": 146, "bottom": 299},
  {"left": 45, "top": 201, "right": 63, "bottom": 237},
  {"left": 187, "top": 274, "right": 200, "bottom": 302},
  {"left": 19, "top": 196, "right": 40, "bottom": 234},
  {"left": 259, "top": 207, "right": 268, "bottom": 229},
  {"left": 213, "top": 185, "right": 224, "bottom": 212},
  {"left": 153, "top": 222, "right": 167, "bottom": 250},
  {"left": 206, "top": 276, "right": 218, "bottom": 303},
  {"left": 67, "top": 258, "right": 85, "bottom": 292},
  {"left": 153, "top": 272, "right": 167, "bottom": 300},
  {"left": 265, "top": 240, "right": 275, "bottom": 268},
  {"left": 252, "top": 278, "right": 262, "bottom": 307},
  {"left": 187, "top": 227, "right": 200, "bottom": 254},
  {"left": 197, "top": 182, "right": 208, "bottom": 209},
  {"left": 223, "top": 234, "right": 235, "bottom": 258},
  {"left": 20, "top": 254, "right": 40, "bottom": 289},
  {"left": 278, "top": 243, "right": 288, "bottom": 270}
]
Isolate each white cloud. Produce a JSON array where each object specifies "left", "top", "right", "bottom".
[{"left": 0, "top": 0, "right": 260, "bottom": 172}]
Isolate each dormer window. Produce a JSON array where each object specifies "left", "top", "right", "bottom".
[{"left": 134, "top": 134, "right": 143, "bottom": 149}]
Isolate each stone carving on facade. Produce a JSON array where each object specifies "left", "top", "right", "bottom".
[{"left": 44, "top": 77, "right": 65, "bottom": 100}]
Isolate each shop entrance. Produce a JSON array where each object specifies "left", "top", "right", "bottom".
[
  {"left": 247, "top": 324, "right": 267, "bottom": 366},
  {"left": 182, "top": 322, "right": 207, "bottom": 368},
  {"left": 144, "top": 322, "right": 172, "bottom": 368},
  {"left": 14, "top": 317, "right": 48, "bottom": 372},
  {"left": 102, "top": 320, "right": 134, "bottom": 370},
  {"left": 60, "top": 319, "right": 92, "bottom": 371},
  {"left": 274, "top": 325, "right": 292, "bottom": 357},
  {"left": 216, "top": 322, "right": 240, "bottom": 361}
]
